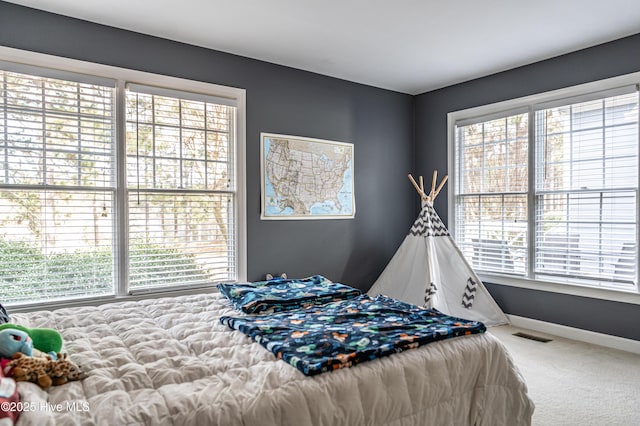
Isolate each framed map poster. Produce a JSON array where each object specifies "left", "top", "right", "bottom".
[{"left": 260, "top": 133, "right": 355, "bottom": 220}]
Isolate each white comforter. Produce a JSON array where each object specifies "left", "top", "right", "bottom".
[{"left": 11, "top": 292, "right": 534, "bottom": 426}]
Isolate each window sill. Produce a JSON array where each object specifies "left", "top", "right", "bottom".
[
  {"left": 6, "top": 284, "right": 221, "bottom": 314},
  {"left": 479, "top": 273, "right": 640, "bottom": 306}
]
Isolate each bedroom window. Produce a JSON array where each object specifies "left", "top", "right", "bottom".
[
  {"left": 454, "top": 111, "right": 529, "bottom": 276},
  {"left": 0, "top": 64, "right": 116, "bottom": 303},
  {"left": 125, "top": 85, "right": 237, "bottom": 291},
  {"left": 451, "top": 81, "right": 640, "bottom": 297},
  {"left": 0, "top": 51, "right": 246, "bottom": 307}
]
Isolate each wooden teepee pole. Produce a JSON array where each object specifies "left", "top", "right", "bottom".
[
  {"left": 408, "top": 174, "right": 428, "bottom": 201},
  {"left": 430, "top": 170, "right": 437, "bottom": 200},
  {"left": 432, "top": 175, "right": 449, "bottom": 201},
  {"left": 408, "top": 171, "right": 448, "bottom": 203}
]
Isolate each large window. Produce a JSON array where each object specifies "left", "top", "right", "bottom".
[
  {"left": 0, "top": 52, "right": 245, "bottom": 307},
  {"left": 0, "top": 65, "right": 116, "bottom": 303},
  {"left": 452, "top": 82, "right": 639, "bottom": 295},
  {"left": 126, "top": 85, "right": 237, "bottom": 291}
]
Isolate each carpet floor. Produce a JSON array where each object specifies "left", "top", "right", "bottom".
[{"left": 490, "top": 325, "right": 640, "bottom": 426}]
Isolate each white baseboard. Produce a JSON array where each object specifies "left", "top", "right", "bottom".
[{"left": 507, "top": 315, "right": 640, "bottom": 355}]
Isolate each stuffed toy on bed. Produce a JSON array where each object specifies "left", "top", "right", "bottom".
[
  {"left": 0, "top": 327, "right": 83, "bottom": 389},
  {"left": 0, "top": 329, "right": 33, "bottom": 359},
  {"left": 4, "top": 352, "right": 85, "bottom": 389},
  {"left": 0, "top": 324, "right": 62, "bottom": 355},
  {"left": 49, "top": 353, "right": 86, "bottom": 386},
  {"left": 4, "top": 353, "right": 53, "bottom": 389}
]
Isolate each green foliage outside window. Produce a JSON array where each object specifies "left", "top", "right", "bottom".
[{"left": 0, "top": 239, "right": 203, "bottom": 304}]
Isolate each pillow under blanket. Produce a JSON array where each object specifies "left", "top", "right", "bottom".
[{"left": 217, "top": 275, "right": 361, "bottom": 314}]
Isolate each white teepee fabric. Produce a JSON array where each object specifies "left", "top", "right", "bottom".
[{"left": 368, "top": 202, "right": 508, "bottom": 326}]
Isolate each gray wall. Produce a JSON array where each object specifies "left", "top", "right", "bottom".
[
  {"left": 414, "top": 34, "right": 640, "bottom": 341},
  {"left": 0, "top": 2, "right": 415, "bottom": 291}
]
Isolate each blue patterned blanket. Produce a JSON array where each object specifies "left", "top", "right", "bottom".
[
  {"left": 216, "top": 275, "right": 361, "bottom": 314},
  {"left": 220, "top": 294, "right": 486, "bottom": 376}
]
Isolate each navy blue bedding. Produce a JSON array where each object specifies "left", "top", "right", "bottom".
[
  {"left": 220, "top": 294, "right": 486, "bottom": 376},
  {"left": 216, "top": 275, "right": 361, "bottom": 314}
]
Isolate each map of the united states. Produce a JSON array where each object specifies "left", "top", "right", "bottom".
[{"left": 263, "top": 136, "right": 354, "bottom": 218}]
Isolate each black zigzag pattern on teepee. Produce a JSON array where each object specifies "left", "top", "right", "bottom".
[
  {"left": 409, "top": 205, "right": 449, "bottom": 237},
  {"left": 462, "top": 277, "right": 478, "bottom": 309},
  {"left": 423, "top": 282, "right": 437, "bottom": 306}
]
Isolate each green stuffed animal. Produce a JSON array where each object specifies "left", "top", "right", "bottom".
[{"left": 0, "top": 324, "right": 63, "bottom": 354}]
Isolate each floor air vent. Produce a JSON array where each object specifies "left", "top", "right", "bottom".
[{"left": 512, "top": 332, "right": 553, "bottom": 343}]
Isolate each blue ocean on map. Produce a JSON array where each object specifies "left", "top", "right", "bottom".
[
  {"left": 263, "top": 139, "right": 289, "bottom": 215},
  {"left": 337, "top": 161, "right": 353, "bottom": 214}
]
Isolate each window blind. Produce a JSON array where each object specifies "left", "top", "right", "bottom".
[
  {"left": 535, "top": 91, "right": 639, "bottom": 288},
  {"left": 454, "top": 112, "right": 529, "bottom": 276},
  {"left": 0, "top": 68, "right": 115, "bottom": 303},
  {"left": 454, "top": 84, "right": 639, "bottom": 292},
  {"left": 125, "top": 87, "right": 236, "bottom": 291}
]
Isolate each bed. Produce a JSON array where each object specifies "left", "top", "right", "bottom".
[{"left": 9, "top": 290, "right": 534, "bottom": 425}]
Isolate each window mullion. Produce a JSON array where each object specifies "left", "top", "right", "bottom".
[
  {"left": 135, "top": 93, "right": 140, "bottom": 204},
  {"left": 599, "top": 191, "right": 604, "bottom": 276},
  {"left": 2, "top": 72, "right": 7, "bottom": 184},
  {"left": 636, "top": 88, "right": 640, "bottom": 293},
  {"left": 204, "top": 105, "right": 209, "bottom": 189},
  {"left": 505, "top": 117, "right": 510, "bottom": 191},
  {"left": 481, "top": 123, "right": 485, "bottom": 193},
  {"left": 41, "top": 79, "right": 47, "bottom": 186},
  {"left": 115, "top": 81, "right": 128, "bottom": 297},
  {"left": 527, "top": 107, "right": 536, "bottom": 278},
  {"left": 76, "top": 83, "right": 82, "bottom": 186},
  {"left": 40, "top": 79, "right": 49, "bottom": 263},
  {"left": 501, "top": 193, "right": 505, "bottom": 270},
  {"left": 152, "top": 96, "right": 156, "bottom": 188},
  {"left": 179, "top": 100, "right": 183, "bottom": 189},
  {"left": 600, "top": 101, "right": 606, "bottom": 277}
]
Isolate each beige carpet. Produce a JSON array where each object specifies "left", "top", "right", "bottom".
[{"left": 490, "top": 325, "right": 640, "bottom": 426}]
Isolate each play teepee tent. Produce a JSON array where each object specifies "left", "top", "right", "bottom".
[{"left": 368, "top": 172, "right": 508, "bottom": 326}]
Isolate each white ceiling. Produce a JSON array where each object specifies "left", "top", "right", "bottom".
[{"left": 6, "top": 0, "right": 640, "bottom": 94}]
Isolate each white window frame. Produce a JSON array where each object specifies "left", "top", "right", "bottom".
[
  {"left": 448, "top": 72, "right": 640, "bottom": 306},
  {"left": 0, "top": 46, "right": 247, "bottom": 311}
]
